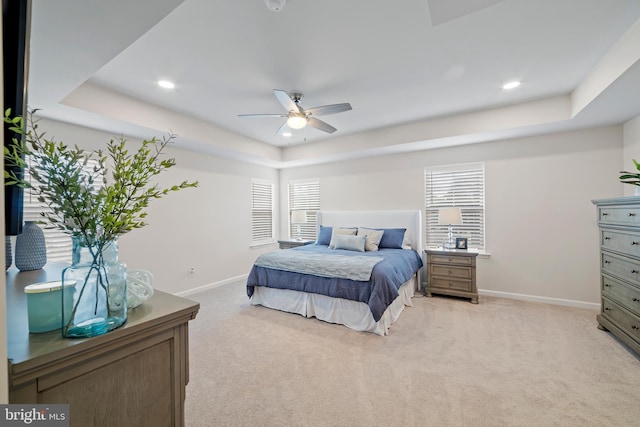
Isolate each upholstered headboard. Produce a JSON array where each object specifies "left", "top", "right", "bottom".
[{"left": 316, "top": 210, "right": 423, "bottom": 254}]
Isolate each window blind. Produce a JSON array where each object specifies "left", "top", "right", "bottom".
[
  {"left": 425, "top": 163, "right": 485, "bottom": 249},
  {"left": 288, "top": 179, "right": 320, "bottom": 240},
  {"left": 251, "top": 179, "right": 274, "bottom": 244}
]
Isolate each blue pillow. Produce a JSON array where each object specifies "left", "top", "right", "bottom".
[
  {"left": 316, "top": 225, "right": 332, "bottom": 245},
  {"left": 379, "top": 228, "right": 406, "bottom": 249}
]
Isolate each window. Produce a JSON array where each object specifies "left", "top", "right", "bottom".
[
  {"left": 425, "top": 163, "right": 485, "bottom": 250},
  {"left": 288, "top": 179, "right": 320, "bottom": 240},
  {"left": 251, "top": 179, "right": 274, "bottom": 245},
  {"left": 22, "top": 157, "right": 102, "bottom": 263}
]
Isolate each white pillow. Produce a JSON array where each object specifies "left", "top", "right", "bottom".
[
  {"left": 333, "top": 234, "right": 366, "bottom": 252},
  {"left": 328, "top": 227, "right": 357, "bottom": 249},
  {"left": 357, "top": 227, "right": 384, "bottom": 251}
]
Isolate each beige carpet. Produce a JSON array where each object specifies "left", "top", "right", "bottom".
[{"left": 184, "top": 282, "right": 640, "bottom": 427}]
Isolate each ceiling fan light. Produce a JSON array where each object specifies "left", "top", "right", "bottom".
[{"left": 287, "top": 115, "right": 307, "bottom": 129}]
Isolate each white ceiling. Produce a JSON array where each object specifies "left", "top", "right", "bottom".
[{"left": 27, "top": 0, "right": 640, "bottom": 168}]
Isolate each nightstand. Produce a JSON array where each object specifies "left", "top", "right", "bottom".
[
  {"left": 277, "top": 239, "right": 314, "bottom": 249},
  {"left": 425, "top": 248, "right": 478, "bottom": 304}
]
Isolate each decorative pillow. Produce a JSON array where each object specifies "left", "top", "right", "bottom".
[
  {"left": 316, "top": 225, "right": 332, "bottom": 245},
  {"left": 357, "top": 227, "right": 384, "bottom": 251},
  {"left": 378, "top": 228, "right": 406, "bottom": 249},
  {"left": 333, "top": 234, "right": 366, "bottom": 252},
  {"left": 329, "top": 227, "right": 357, "bottom": 249}
]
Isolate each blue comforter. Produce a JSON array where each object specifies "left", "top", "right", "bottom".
[{"left": 246, "top": 244, "right": 423, "bottom": 321}]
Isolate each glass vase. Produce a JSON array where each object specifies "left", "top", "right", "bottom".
[{"left": 62, "top": 236, "right": 127, "bottom": 338}]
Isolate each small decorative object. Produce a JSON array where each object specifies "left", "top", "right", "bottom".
[
  {"left": 14, "top": 221, "right": 47, "bottom": 271},
  {"left": 5, "top": 236, "right": 12, "bottom": 270},
  {"left": 4, "top": 109, "right": 198, "bottom": 338},
  {"left": 619, "top": 160, "right": 640, "bottom": 189},
  {"left": 126, "top": 269, "right": 155, "bottom": 309},
  {"left": 24, "top": 281, "right": 74, "bottom": 333},
  {"left": 456, "top": 237, "right": 468, "bottom": 250}
]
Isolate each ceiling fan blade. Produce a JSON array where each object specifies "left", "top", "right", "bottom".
[
  {"left": 276, "top": 121, "right": 291, "bottom": 136},
  {"left": 304, "top": 103, "right": 352, "bottom": 117},
  {"left": 273, "top": 89, "right": 301, "bottom": 113},
  {"left": 238, "top": 113, "right": 287, "bottom": 118},
  {"left": 307, "top": 117, "right": 337, "bottom": 134}
]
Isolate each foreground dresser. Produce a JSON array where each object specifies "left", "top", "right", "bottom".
[
  {"left": 6, "top": 264, "right": 200, "bottom": 427},
  {"left": 593, "top": 197, "right": 640, "bottom": 355},
  {"left": 425, "top": 249, "right": 478, "bottom": 304}
]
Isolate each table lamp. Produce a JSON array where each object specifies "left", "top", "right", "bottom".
[
  {"left": 438, "top": 207, "right": 462, "bottom": 249},
  {"left": 291, "top": 210, "right": 307, "bottom": 241}
]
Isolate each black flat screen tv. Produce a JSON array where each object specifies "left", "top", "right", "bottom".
[{"left": 3, "top": 0, "right": 31, "bottom": 235}]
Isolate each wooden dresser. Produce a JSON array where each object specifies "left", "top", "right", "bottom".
[
  {"left": 6, "top": 264, "right": 200, "bottom": 426},
  {"left": 592, "top": 197, "right": 640, "bottom": 355},
  {"left": 424, "top": 249, "right": 478, "bottom": 304}
]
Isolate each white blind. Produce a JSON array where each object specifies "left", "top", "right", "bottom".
[
  {"left": 251, "top": 179, "right": 274, "bottom": 244},
  {"left": 425, "top": 163, "right": 485, "bottom": 249},
  {"left": 288, "top": 179, "right": 320, "bottom": 240}
]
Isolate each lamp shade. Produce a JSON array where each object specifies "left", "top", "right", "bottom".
[
  {"left": 291, "top": 210, "right": 307, "bottom": 224},
  {"left": 438, "top": 207, "right": 462, "bottom": 225}
]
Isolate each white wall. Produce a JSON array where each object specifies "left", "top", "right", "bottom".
[
  {"left": 280, "top": 125, "right": 623, "bottom": 307},
  {"left": 35, "top": 118, "right": 279, "bottom": 295}
]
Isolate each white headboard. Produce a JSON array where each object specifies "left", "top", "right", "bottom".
[{"left": 316, "top": 210, "right": 423, "bottom": 254}]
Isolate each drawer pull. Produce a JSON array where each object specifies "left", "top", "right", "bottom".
[
  {"left": 604, "top": 284, "right": 611, "bottom": 287},
  {"left": 632, "top": 325, "right": 639, "bottom": 330},
  {"left": 602, "top": 212, "right": 609, "bottom": 216},
  {"left": 632, "top": 270, "right": 638, "bottom": 274},
  {"left": 633, "top": 242, "right": 639, "bottom": 245},
  {"left": 604, "top": 236, "right": 611, "bottom": 240},
  {"left": 604, "top": 307, "right": 611, "bottom": 311},
  {"left": 604, "top": 260, "right": 611, "bottom": 264},
  {"left": 633, "top": 298, "right": 639, "bottom": 302},
  {"left": 629, "top": 213, "right": 637, "bottom": 217}
]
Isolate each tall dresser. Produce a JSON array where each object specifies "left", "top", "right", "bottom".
[{"left": 593, "top": 196, "right": 640, "bottom": 355}]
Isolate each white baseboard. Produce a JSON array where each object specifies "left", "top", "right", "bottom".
[
  {"left": 175, "top": 274, "right": 248, "bottom": 297},
  {"left": 479, "top": 289, "right": 600, "bottom": 311}
]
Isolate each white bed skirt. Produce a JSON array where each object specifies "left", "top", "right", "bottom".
[{"left": 250, "top": 276, "right": 416, "bottom": 336}]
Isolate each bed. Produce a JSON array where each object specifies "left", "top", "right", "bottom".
[{"left": 247, "top": 210, "right": 424, "bottom": 335}]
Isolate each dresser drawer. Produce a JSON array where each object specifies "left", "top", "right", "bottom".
[
  {"left": 430, "top": 264, "right": 472, "bottom": 280},
  {"left": 599, "top": 205, "right": 640, "bottom": 226},
  {"left": 602, "top": 275, "right": 640, "bottom": 315},
  {"left": 601, "top": 229, "right": 640, "bottom": 258},
  {"left": 601, "top": 252, "right": 640, "bottom": 287},
  {"left": 602, "top": 297, "right": 640, "bottom": 342},
  {"left": 428, "top": 254, "right": 473, "bottom": 266},
  {"left": 430, "top": 277, "right": 472, "bottom": 292}
]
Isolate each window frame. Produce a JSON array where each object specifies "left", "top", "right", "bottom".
[
  {"left": 288, "top": 178, "right": 320, "bottom": 241},
  {"left": 424, "top": 163, "right": 485, "bottom": 250}
]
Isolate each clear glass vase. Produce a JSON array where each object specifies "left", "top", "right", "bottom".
[{"left": 62, "top": 236, "right": 127, "bottom": 338}]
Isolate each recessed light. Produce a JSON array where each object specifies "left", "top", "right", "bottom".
[
  {"left": 157, "top": 80, "right": 175, "bottom": 89},
  {"left": 502, "top": 81, "right": 521, "bottom": 90},
  {"left": 282, "top": 132, "right": 292, "bottom": 137}
]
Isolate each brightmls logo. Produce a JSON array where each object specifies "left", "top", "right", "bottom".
[{"left": 0, "top": 405, "right": 68, "bottom": 427}]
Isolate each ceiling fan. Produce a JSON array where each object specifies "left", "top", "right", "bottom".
[{"left": 238, "top": 89, "right": 352, "bottom": 135}]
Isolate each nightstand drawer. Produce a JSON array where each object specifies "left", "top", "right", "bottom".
[
  {"left": 602, "top": 297, "right": 640, "bottom": 341},
  {"left": 602, "top": 275, "right": 640, "bottom": 314},
  {"left": 601, "top": 229, "right": 640, "bottom": 258},
  {"left": 599, "top": 206, "right": 640, "bottom": 226},
  {"left": 430, "top": 264, "right": 472, "bottom": 280},
  {"left": 430, "top": 277, "right": 472, "bottom": 292},
  {"left": 602, "top": 252, "right": 640, "bottom": 287},
  {"left": 429, "top": 254, "right": 473, "bottom": 266}
]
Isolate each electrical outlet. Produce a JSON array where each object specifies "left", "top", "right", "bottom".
[{"left": 188, "top": 267, "right": 196, "bottom": 278}]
